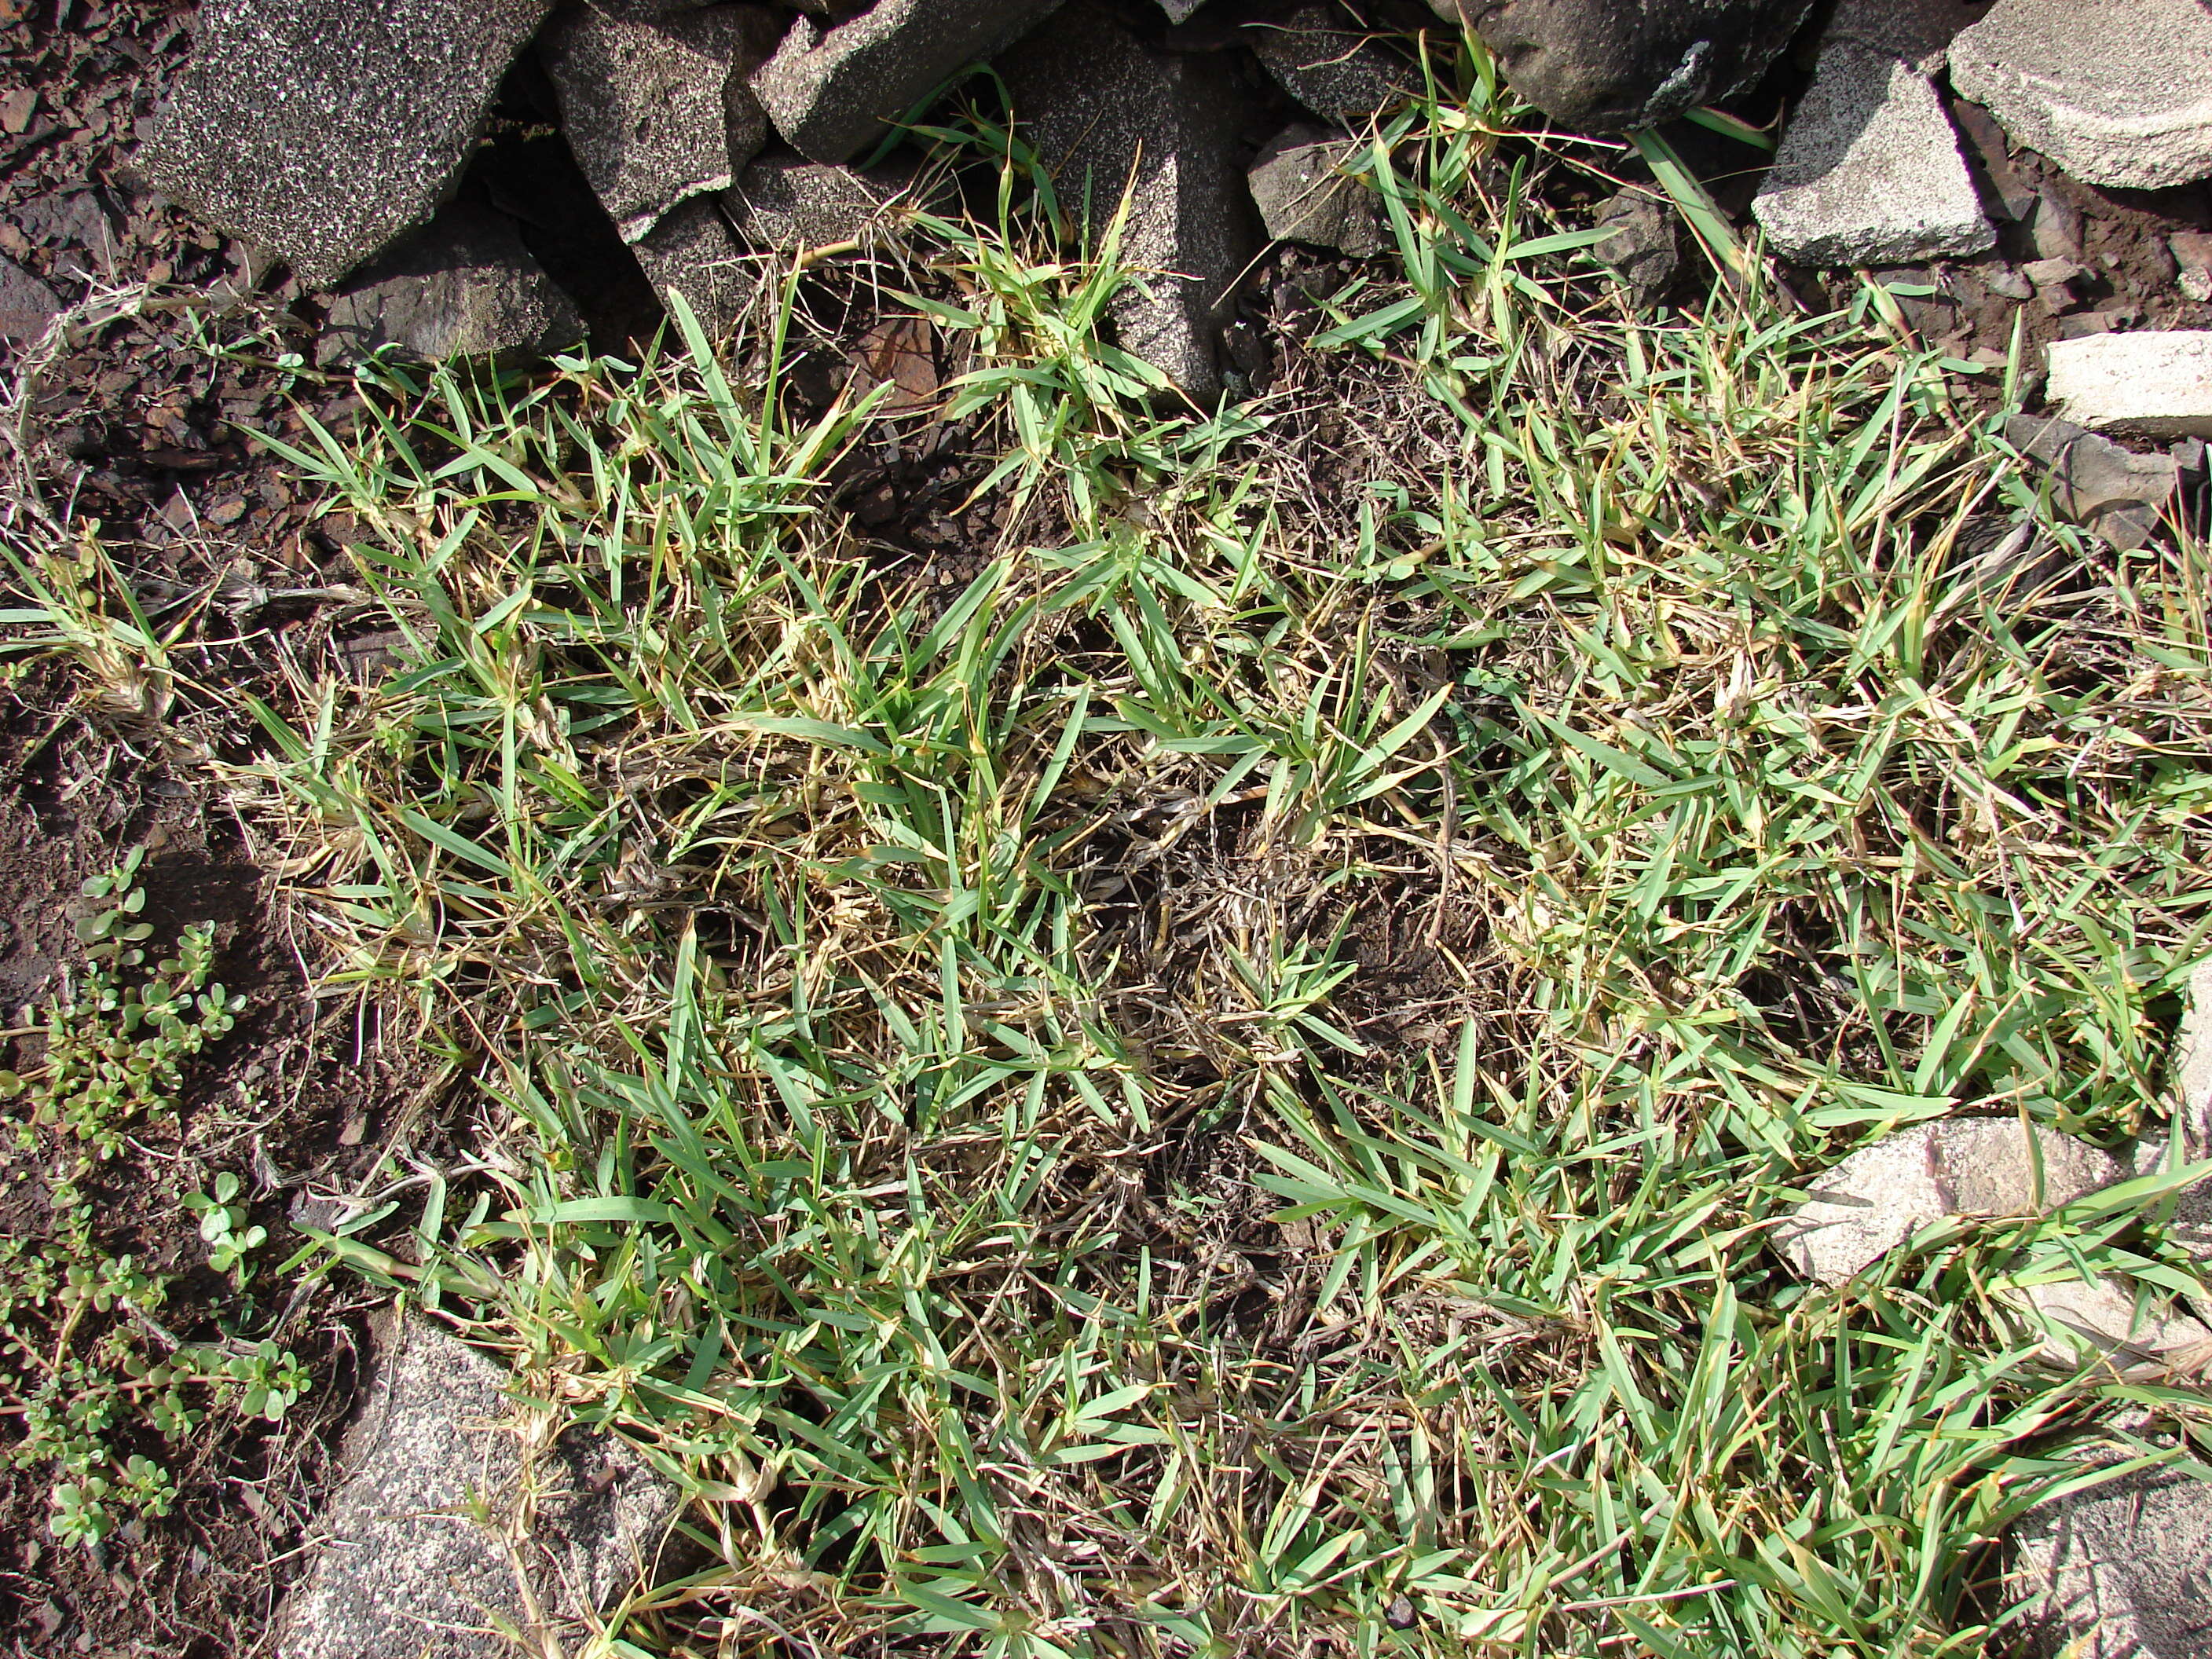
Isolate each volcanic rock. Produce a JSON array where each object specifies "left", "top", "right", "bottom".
[
  {"left": 1463, "top": 0, "right": 1819, "bottom": 131},
  {"left": 1949, "top": 0, "right": 2212, "bottom": 191},
  {"left": 1752, "top": 41, "right": 1992, "bottom": 266},
  {"left": 541, "top": 1, "right": 784, "bottom": 243},
  {"left": 142, "top": 0, "right": 551, "bottom": 289},
  {"left": 0, "top": 255, "right": 59, "bottom": 341},
  {"left": 1247, "top": 3, "right": 1410, "bottom": 126},
  {"left": 723, "top": 152, "right": 940, "bottom": 251},
  {"left": 1000, "top": 2, "right": 1261, "bottom": 401},
  {"left": 753, "top": 0, "right": 1068, "bottom": 163},
  {"left": 2010, "top": 1462, "right": 2212, "bottom": 1658},
  {"left": 633, "top": 195, "right": 757, "bottom": 338},
  {"left": 1248, "top": 126, "right": 1381, "bottom": 258},
  {"left": 317, "top": 200, "right": 584, "bottom": 367}
]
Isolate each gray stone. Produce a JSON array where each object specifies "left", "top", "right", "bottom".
[
  {"left": 1001, "top": 2, "right": 1261, "bottom": 402},
  {"left": 317, "top": 200, "right": 585, "bottom": 368},
  {"left": 1247, "top": 4, "right": 1410, "bottom": 126},
  {"left": 1778, "top": 1119, "right": 2126, "bottom": 1285},
  {"left": 2049, "top": 332, "right": 2212, "bottom": 441},
  {"left": 1463, "top": 0, "right": 1818, "bottom": 131},
  {"left": 2011, "top": 1463, "right": 2212, "bottom": 1658},
  {"left": 1248, "top": 126, "right": 1381, "bottom": 258},
  {"left": 277, "top": 1315, "right": 677, "bottom": 1659},
  {"left": 1822, "top": 0, "right": 1985, "bottom": 74},
  {"left": 543, "top": 2, "right": 784, "bottom": 244},
  {"left": 1426, "top": 0, "right": 1463, "bottom": 19},
  {"left": 752, "top": 0, "right": 1066, "bottom": 164},
  {"left": 0, "top": 255, "right": 58, "bottom": 342},
  {"left": 1752, "top": 41, "right": 1993, "bottom": 267},
  {"left": 2007, "top": 1273, "right": 2212, "bottom": 1372},
  {"left": 2005, "top": 412, "right": 2179, "bottom": 551},
  {"left": 2172, "top": 232, "right": 2212, "bottom": 304},
  {"left": 141, "top": 0, "right": 551, "bottom": 290},
  {"left": 723, "top": 152, "right": 939, "bottom": 251},
  {"left": 1950, "top": 0, "right": 2212, "bottom": 192},
  {"left": 1156, "top": 0, "right": 1207, "bottom": 17},
  {"left": 633, "top": 195, "right": 758, "bottom": 338},
  {"left": 2170, "top": 960, "right": 2212, "bottom": 1155},
  {"left": 1589, "top": 189, "right": 1682, "bottom": 311}
]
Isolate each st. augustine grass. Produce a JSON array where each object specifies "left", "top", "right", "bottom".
[{"left": 21, "top": 34, "right": 2212, "bottom": 1659}]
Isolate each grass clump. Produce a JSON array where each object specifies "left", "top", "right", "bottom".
[{"left": 21, "top": 38, "right": 2212, "bottom": 1659}]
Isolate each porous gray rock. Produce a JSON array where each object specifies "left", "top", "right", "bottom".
[
  {"left": 277, "top": 1316, "right": 676, "bottom": 1659},
  {"left": 1822, "top": 0, "right": 1985, "bottom": 74},
  {"left": 1751, "top": 41, "right": 1993, "bottom": 267},
  {"left": 0, "top": 255, "right": 59, "bottom": 342},
  {"left": 633, "top": 195, "right": 758, "bottom": 338},
  {"left": 723, "top": 152, "right": 939, "bottom": 251},
  {"left": 752, "top": 0, "right": 1067, "bottom": 163},
  {"left": 2169, "top": 960, "right": 2212, "bottom": 1155},
  {"left": 141, "top": 0, "right": 551, "bottom": 289},
  {"left": 1777, "top": 1119, "right": 2126, "bottom": 1285},
  {"left": 1156, "top": 0, "right": 1207, "bottom": 16},
  {"left": 1588, "top": 189, "right": 1682, "bottom": 311},
  {"left": 1247, "top": 4, "right": 1410, "bottom": 126},
  {"left": 317, "top": 200, "right": 584, "bottom": 367},
  {"left": 1462, "top": 0, "right": 1819, "bottom": 131},
  {"left": 2048, "top": 332, "right": 2212, "bottom": 441},
  {"left": 542, "top": 1, "right": 784, "bottom": 244},
  {"left": 1001, "top": 2, "right": 1261, "bottom": 402},
  {"left": 1949, "top": 0, "right": 2212, "bottom": 191},
  {"left": 2010, "top": 1463, "right": 2212, "bottom": 1659},
  {"left": 1248, "top": 126, "right": 1381, "bottom": 258},
  {"left": 2005, "top": 412, "right": 2179, "bottom": 552}
]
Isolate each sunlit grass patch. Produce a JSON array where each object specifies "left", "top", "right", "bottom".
[{"left": 20, "top": 34, "right": 2212, "bottom": 1659}]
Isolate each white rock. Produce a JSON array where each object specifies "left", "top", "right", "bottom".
[
  {"left": 2170, "top": 960, "right": 2212, "bottom": 1152},
  {"left": 2009, "top": 1273, "right": 2212, "bottom": 1372},
  {"left": 280, "top": 1316, "right": 678, "bottom": 1659},
  {"left": 1778, "top": 1119, "right": 2124, "bottom": 1284},
  {"left": 2048, "top": 332, "right": 2212, "bottom": 441},
  {"left": 1752, "top": 42, "right": 1992, "bottom": 269},
  {"left": 2011, "top": 1463, "right": 2212, "bottom": 1659},
  {"left": 1949, "top": 0, "right": 2212, "bottom": 191}
]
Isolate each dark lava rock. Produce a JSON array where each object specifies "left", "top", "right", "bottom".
[
  {"left": 276, "top": 1314, "right": 676, "bottom": 1659},
  {"left": 724, "top": 151, "right": 943, "bottom": 251},
  {"left": 633, "top": 195, "right": 758, "bottom": 338},
  {"left": 317, "top": 199, "right": 585, "bottom": 367},
  {"left": 1588, "top": 188, "right": 1683, "bottom": 310},
  {"left": 0, "top": 255, "right": 60, "bottom": 342},
  {"left": 1247, "top": 2, "right": 1412, "bottom": 126},
  {"left": 1463, "top": 0, "right": 1819, "bottom": 130},
  {"left": 542, "top": 1, "right": 785, "bottom": 244},
  {"left": 1001, "top": 1, "right": 1262, "bottom": 401},
  {"left": 1248, "top": 125, "right": 1382, "bottom": 257},
  {"left": 752, "top": 0, "right": 1068, "bottom": 163},
  {"left": 142, "top": 0, "right": 551, "bottom": 289}
]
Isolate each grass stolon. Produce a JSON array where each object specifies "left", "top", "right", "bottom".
[{"left": 13, "top": 41, "right": 2212, "bottom": 1659}]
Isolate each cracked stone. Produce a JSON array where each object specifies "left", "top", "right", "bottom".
[
  {"left": 542, "top": 1, "right": 784, "bottom": 244},
  {"left": 317, "top": 199, "right": 584, "bottom": 367},
  {"left": 1247, "top": 126, "right": 1381, "bottom": 258},
  {"left": 752, "top": 0, "right": 1067, "bottom": 163},
  {"left": 723, "top": 151, "right": 940, "bottom": 251},
  {"left": 1752, "top": 40, "right": 1993, "bottom": 267},
  {"left": 2010, "top": 1463, "right": 2212, "bottom": 1659},
  {"left": 2048, "top": 331, "right": 2212, "bottom": 441},
  {"left": 1000, "top": 1, "right": 1260, "bottom": 401},
  {"left": 1776, "top": 1119, "right": 2126, "bottom": 1285},
  {"left": 1950, "top": 0, "right": 2212, "bottom": 190},
  {"left": 142, "top": 0, "right": 551, "bottom": 289},
  {"left": 632, "top": 194, "right": 757, "bottom": 338},
  {"left": 2004, "top": 412, "right": 2178, "bottom": 551},
  {"left": 1247, "top": 3, "right": 1409, "bottom": 126}
]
